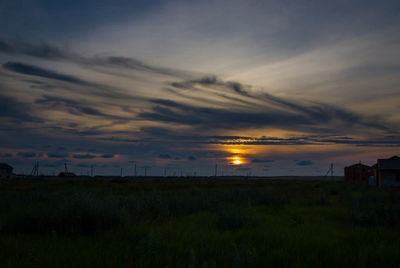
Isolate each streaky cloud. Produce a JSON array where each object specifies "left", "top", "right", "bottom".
[
  {"left": 0, "top": 39, "right": 192, "bottom": 79},
  {"left": 3, "top": 62, "right": 90, "bottom": 86}
]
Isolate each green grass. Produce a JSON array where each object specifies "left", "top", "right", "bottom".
[{"left": 0, "top": 178, "right": 400, "bottom": 267}]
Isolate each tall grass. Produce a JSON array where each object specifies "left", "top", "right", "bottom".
[{"left": 1, "top": 178, "right": 400, "bottom": 267}]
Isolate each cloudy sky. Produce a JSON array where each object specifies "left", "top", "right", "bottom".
[{"left": 0, "top": 0, "right": 399, "bottom": 176}]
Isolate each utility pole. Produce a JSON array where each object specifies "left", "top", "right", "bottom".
[
  {"left": 324, "top": 163, "right": 334, "bottom": 178},
  {"left": 120, "top": 168, "right": 123, "bottom": 177},
  {"left": 129, "top": 161, "right": 137, "bottom": 177},
  {"left": 90, "top": 165, "right": 93, "bottom": 177},
  {"left": 214, "top": 163, "right": 218, "bottom": 177},
  {"left": 31, "top": 161, "right": 39, "bottom": 176}
]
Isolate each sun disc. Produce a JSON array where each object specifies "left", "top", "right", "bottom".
[{"left": 233, "top": 159, "right": 242, "bottom": 165}]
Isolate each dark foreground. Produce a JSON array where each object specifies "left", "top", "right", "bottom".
[{"left": 1, "top": 177, "right": 400, "bottom": 267}]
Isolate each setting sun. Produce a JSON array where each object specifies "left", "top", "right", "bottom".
[{"left": 232, "top": 156, "right": 243, "bottom": 165}]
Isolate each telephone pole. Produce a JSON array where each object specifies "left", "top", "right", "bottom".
[
  {"left": 31, "top": 161, "right": 39, "bottom": 176},
  {"left": 325, "top": 163, "right": 334, "bottom": 178},
  {"left": 129, "top": 161, "right": 137, "bottom": 177}
]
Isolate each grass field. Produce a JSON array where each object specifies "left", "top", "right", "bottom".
[{"left": 1, "top": 177, "right": 400, "bottom": 267}]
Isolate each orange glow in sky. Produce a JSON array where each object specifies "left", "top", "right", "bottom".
[{"left": 232, "top": 156, "right": 243, "bottom": 165}]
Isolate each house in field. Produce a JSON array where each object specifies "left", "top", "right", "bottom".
[
  {"left": 0, "top": 163, "right": 14, "bottom": 178},
  {"left": 344, "top": 163, "right": 375, "bottom": 184},
  {"left": 376, "top": 156, "right": 400, "bottom": 187}
]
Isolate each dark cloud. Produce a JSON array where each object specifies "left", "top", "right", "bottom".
[
  {"left": 101, "top": 153, "right": 114, "bottom": 158},
  {"left": 0, "top": 40, "right": 70, "bottom": 59},
  {"left": 171, "top": 76, "right": 251, "bottom": 96},
  {"left": 140, "top": 99, "right": 312, "bottom": 130},
  {"left": 3, "top": 62, "right": 90, "bottom": 86},
  {"left": 35, "top": 95, "right": 114, "bottom": 118},
  {"left": 187, "top": 156, "right": 196, "bottom": 161},
  {"left": 194, "top": 76, "right": 218, "bottom": 85},
  {"left": 17, "top": 152, "right": 36, "bottom": 158},
  {"left": 72, "top": 154, "right": 96, "bottom": 159},
  {"left": 159, "top": 154, "right": 172, "bottom": 159},
  {"left": 0, "top": 94, "right": 41, "bottom": 123},
  {"left": 0, "top": 153, "right": 13, "bottom": 158},
  {"left": 47, "top": 153, "right": 68, "bottom": 158},
  {"left": 228, "top": 81, "right": 249, "bottom": 96},
  {"left": 202, "top": 135, "right": 400, "bottom": 147},
  {"left": 296, "top": 160, "right": 314, "bottom": 166},
  {"left": 91, "top": 56, "right": 190, "bottom": 78},
  {"left": 0, "top": 39, "right": 191, "bottom": 79},
  {"left": 140, "top": 126, "right": 178, "bottom": 137},
  {"left": 252, "top": 159, "right": 274, "bottom": 163},
  {"left": 169, "top": 77, "right": 387, "bottom": 132}
]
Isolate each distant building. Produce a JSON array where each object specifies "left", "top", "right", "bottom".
[
  {"left": 58, "top": 172, "right": 77, "bottom": 177},
  {"left": 344, "top": 163, "right": 375, "bottom": 184},
  {"left": 376, "top": 156, "right": 400, "bottom": 187},
  {"left": 0, "top": 163, "right": 14, "bottom": 178}
]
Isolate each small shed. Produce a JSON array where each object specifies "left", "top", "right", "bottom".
[
  {"left": 377, "top": 156, "right": 400, "bottom": 187},
  {"left": 0, "top": 163, "right": 14, "bottom": 178},
  {"left": 344, "top": 163, "right": 375, "bottom": 184}
]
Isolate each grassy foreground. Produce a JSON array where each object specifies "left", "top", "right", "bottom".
[{"left": 1, "top": 177, "right": 400, "bottom": 267}]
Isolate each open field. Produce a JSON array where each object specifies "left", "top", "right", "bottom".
[{"left": 1, "top": 177, "right": 400, "bottom": 267}]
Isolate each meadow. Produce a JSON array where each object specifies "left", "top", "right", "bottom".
[{"left": 1, "top": 177, "right": 400, "bottom": 267}]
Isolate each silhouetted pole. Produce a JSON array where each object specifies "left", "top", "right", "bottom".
[
  {"left": 325, "top": 163, "right": 334, "bottom": 178},
  {"left": 31, "top": 161, "right": 39, "bottom": 176},
  {"left": 120, "top": 168, "right": 123, "bottom": 177},
  {"left": 90, "top": 165, "right": 93, "bottom": 177},
  {"left": 214, "top": 163, "right": 218, "bottom": 177},
  {"left": 135, "top": 163, "right": 137, "bottom": 177},
  {"left": 129, "top": 161, "right": 137, "bottom": 177}
]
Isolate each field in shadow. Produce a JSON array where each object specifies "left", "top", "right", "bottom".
[{"left": 1, "top": 178, "right": 400, "bottom": 267}]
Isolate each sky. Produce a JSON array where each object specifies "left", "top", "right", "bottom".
[{"left": 0, "top": 0, "right": 399, "bottom": 176}]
